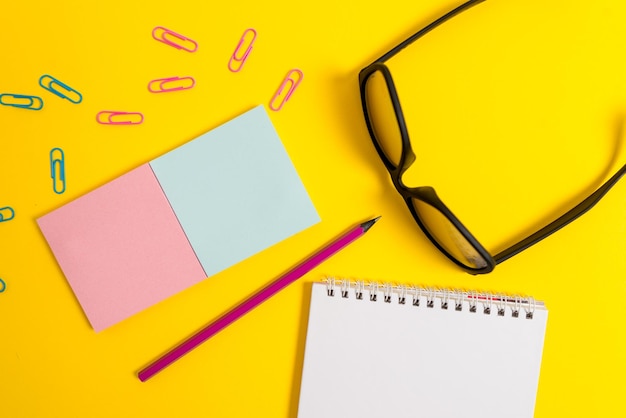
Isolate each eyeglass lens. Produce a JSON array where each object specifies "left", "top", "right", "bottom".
[
  {"left": 411, "top": 199, "right": 488, "bottom": 269},
  {"left": 364, "top": 70, "right": 404, "bottom": 167}
]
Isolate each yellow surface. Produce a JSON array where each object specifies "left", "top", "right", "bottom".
[{"left": 1, "top": 0, "right": 625, "bottom": 416}]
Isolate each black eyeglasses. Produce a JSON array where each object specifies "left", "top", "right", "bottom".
[{"left": 359, "top": 0, "right": 626, "bottom": 274}]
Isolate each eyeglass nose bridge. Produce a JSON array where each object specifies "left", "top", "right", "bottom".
[
  {"left": 388, "top": 165, "right": 413, "bottom": 195},
  {"left": 384, "top": 147, "right": 418, "bottom": 193}
]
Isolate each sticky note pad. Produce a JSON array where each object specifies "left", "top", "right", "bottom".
[
  {"left": 38, "top": 105, "right": 320, "bottom": 332},
  {"left": 150, "top": 105, "right": 320, "bottom": 275},
  {"left": 37, "top": 164, "right": 207, "bottom": 331}
]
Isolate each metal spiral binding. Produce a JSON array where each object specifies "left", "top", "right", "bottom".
[
  {"left": 323, "top": 277, "right": 537, "bottom": 319},
  {"left": 369, "top": 282, "right": 378, "bottom": 302}
]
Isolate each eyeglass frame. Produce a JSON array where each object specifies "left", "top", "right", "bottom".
[{"left": 358, "top": 0, "right": 626, "bottom": 274}]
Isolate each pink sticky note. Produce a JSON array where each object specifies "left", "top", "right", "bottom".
[{"left": 37, "top": 164, "right": 207, "bottom": 332}]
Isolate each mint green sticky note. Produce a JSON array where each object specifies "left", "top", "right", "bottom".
[{"left": 150, "top": 105, "right": 320, "bottom": 276}]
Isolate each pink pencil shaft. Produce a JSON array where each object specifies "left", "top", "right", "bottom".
[{"left": 138, "top": 218, "right": 379, "bottom": 382}]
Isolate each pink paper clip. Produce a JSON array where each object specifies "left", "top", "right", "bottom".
[
  {"left": 148, "top": 76, "right": 195, "bottom": 93},
  {"left": 152, "top": 26, "right": 198, "bottom": 52},
  {"left": 269, "top": 69, "right": 304, "bottom": 111},
  {"left": 96, "top": 111, "right": 144, "bottom": 125},
  {"left": 228, "top": 28, "right": 257, "bottom": 72}
]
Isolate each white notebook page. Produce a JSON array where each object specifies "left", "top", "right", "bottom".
[{"left": 297, "top": 282, "right": 548, "bottom": 418}]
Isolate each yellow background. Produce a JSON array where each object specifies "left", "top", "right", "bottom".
[{"left": 1, "top": 0, "right": 625, "bottom": 416}]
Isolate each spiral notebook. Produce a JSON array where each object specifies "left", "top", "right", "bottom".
[{"left": 297, "top": 279, "right": 548, "bottom": 418}]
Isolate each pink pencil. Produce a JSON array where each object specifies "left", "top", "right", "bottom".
[{"left": 138, "top": 216, "right": 381, "bottom": 381}]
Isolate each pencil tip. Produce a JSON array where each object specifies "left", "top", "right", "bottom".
[{"left": 361, "top": 216, "right": 381, "bottom": 232}]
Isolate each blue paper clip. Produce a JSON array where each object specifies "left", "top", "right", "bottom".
[
  {"left": 0, "top": 206, "right": 15, "bottom": 222},
  {"left": 50, "top": 148, "right": 66, "bottom": 194},
  {"left": 0, "top": 93, "right": 43, "bottom": 110},
  {"left": 0, "top": 278, "right": 5, "bottom": 293},
  {"left": 39, "top": 75, "right": 83, "bottom": 104}
]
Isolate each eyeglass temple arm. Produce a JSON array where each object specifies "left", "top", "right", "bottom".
[
  {"left": 374, "top": 0, "right": 487, "bottom": 64},
  {"left": 493, "top": 164, "right": 626, "bottom": 264}
]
